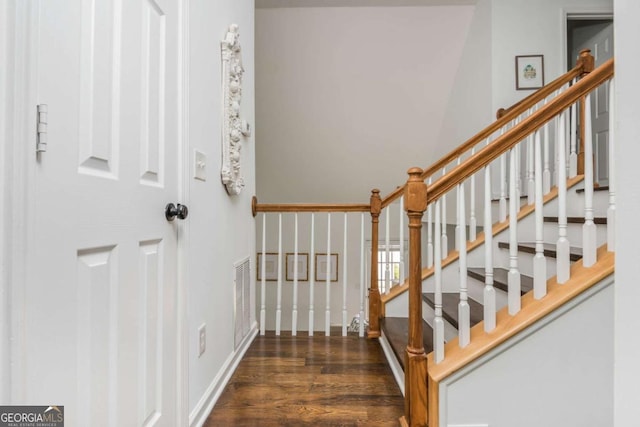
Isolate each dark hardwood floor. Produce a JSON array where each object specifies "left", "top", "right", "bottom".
[{"left": 203, "top": 331, "right": 404, "bottom": 427}]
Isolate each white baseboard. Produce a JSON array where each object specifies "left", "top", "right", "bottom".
[
  {"left": 379, "top": 332, "right": 405, "bottom": 396},
  {"left": 189, "top": 322, "right": 258, "bottom": 427}
]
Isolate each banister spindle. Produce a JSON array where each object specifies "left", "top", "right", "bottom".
[
  {"left": 260, "top": 214, "right": 267, "bottom": 335},
  {"left": 458, "top": 183, "right": 470, "bottom": 347},
  {"left": 543, "top": 99, "right": 552, "bottom": 194},
  {"left": 557, "top": 110, "right": 570, "bottom": 284},
  {"left": 499, "top": 128, "right": 508, "bottom": 222},
  {"left": 325, "top": 213, "right": 331, "bottom": 336},
  {"left": 368, "top": 189, "right": 382, "bottom": 338},
  {"left": 292, "top": 213, "right": 299, "bottom": 335},
  {"left": 508, "top": 148, "right": 522, "bottom": 315},
  {"left": 342, "top": 213, "right": 348, "bottom": 336},
  {"left": 403, "top": 168, "right": 428, "bottom": 427},
  {"left": 455, "top": 158, "right": 461, "bottom": 251},
  {"left": 427, "top": 178, "right": 434, "bottom": 268},
  {"left": 582, "top": 92, "right": 597, "bottom": 267},
  {"left": 608, "top": 78, "right": 616, "bottom": 251},
  {"left": 515, "top": 138, "right": 522, "bottom": 213},
  {"left": 569, "top": 78, "right": 578, "bottom": 177},
  {"left": 469, "top": 149, "right": 477, "bottom": 242},
  {"left": 276, "top": 213, "right": 283, "bottom": 335},
  {"left": 527, "top": 130, "right": 535, "bottom": 205},
  {"left": 484, "top": 158, "right": 496, "bottom": 332},
  {"left": 385, "top": 205, "right": 391, "bottom": 293},
  {"left": 309, "top": 213, "right": 315, "bottom": 336},
  {"left": 434, "top": 198, "right": 445, "bottom": 363},
  {"left": 441, "top": 168, "right": 448, "bottom": 258},
  {"left": 399, "top": 196, "right": 406, "bottom": 284},
  {"left": 533, "top": 130, "right": 547, "bottom": 299},
  {"left": 359, "top": 213, "right": 366, "bottom": 337}
]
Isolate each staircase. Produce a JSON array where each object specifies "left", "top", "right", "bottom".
[
  {"left": 381, "top": 182, "right": 610, "bottom": 371},
  {"left": 251, "top": 50, "right": 615, "bottom": 427}
]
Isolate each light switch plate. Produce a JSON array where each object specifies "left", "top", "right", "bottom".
[{"left": 194, "top": 150, "right": 206, "bottom": 181}]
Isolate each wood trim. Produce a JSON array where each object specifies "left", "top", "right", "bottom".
[
  {"left": 426, "top": 59, "right": 613, "bottom": 205},
  {"left": 427, "top": 244, "right": 614, "bottom": 383},
  {"left": 252, "top": 199, "right": 370, "bottom": 215},
  {"left": 427, "top": 375, "right": 439, "bottom": 427},
  {"left": 380, "top": 175, "right": 585, "bottom": 306}
]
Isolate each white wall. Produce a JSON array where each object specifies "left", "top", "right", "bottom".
[
  {"left": 613, "top": 2, "right": 640, "bottom": 425},
  {"left": 442, "top": 279, "right": 614, "bottom": 427},
  {"left": 186, "top": 0, "right": 256, "bottom": 422},
  {"left": 255, "top": 5, "right": 480, "bottom": 204}
]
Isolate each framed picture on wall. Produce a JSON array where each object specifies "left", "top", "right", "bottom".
[
  {"left": 515, "top": 54, "right": 545, "bottom": 90},
  {"left": 315, "top": 253, "right": 338, "bottom": 282},
  {"left": 286, "top": 253, "right": 309, "bottom": 281},
  {"left": 257, "top": 252, "right": 278, "bottom": 281}
]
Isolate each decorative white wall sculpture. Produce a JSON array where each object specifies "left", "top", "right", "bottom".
[{"left": 221, "top": 24, "right": 246, "bottom": 195}]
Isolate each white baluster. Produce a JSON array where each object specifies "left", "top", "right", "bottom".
[
  {"left": 570, "top": 78, "right": 578, "bottom": 177},
  {"left": 399, "top": 196, "right": 405, "bottom": 284},
  {"left": 292, "top": 213, "right": 299, "bottom": 335},
  {"left": 508, "top": 148, "right": 521, "bottom": 315},
  {"left": 543, "top": 99, "right": 552, "bottom": 194},
  {"left": 434, "top": 199, "right": 445, "bottom": 363},
  {"left": 527, "top": 132, "right": 535, "bottom": 205},
  {"left": 427, "top": 178, "right": 434, "bottom": 267},
  {"left": 516, "top": 141, "right": 522, "bottom": 213},
  {"left": 385, "top": 207, "right": 391, "bottom": 292},
  {"left": 499, "top": 133, "right": 508, "bottom": 222},
  {"left": 469, "top": 148, "right": 477, "bottom": 242},
  {"left": 441, "top": 168, "right": 448, "bottom": 258},
  {"left": 342, "top": 213, "right": 348, "bottom": 337},
  {"left": 455, "top": 158, "right": 461, "bottom": 251},
  {"left": 557, "top": 110, "right": 570, "bottom": 284},
  {"left": 309, "top": 213, "right": 315, "bottom": 336},
  {"left": 359, "top": 213, "right": 365, "bottom": 337},
  {"left": 533, "top": 130, "right": 547, "bottom": 299},
  {"left": 484, "top": 161, "right": 496, "bottom": 332},
  {"left": 325, "top": 213, "right": 331, "bottom": 335},
  {"left": 276, "top": 213, "right": 283, "bottom": 335},
  {"left": 260, "top": 214, "right": 267, "bottom": 335},
  {"left": 583, "top": 93, "right": 597, "bottom": 267},
  {"left": 458, "top": 184, "right": 470, "bottom": 348},
  {"left": 607, "top": 79, "right": 616, "bottom": 251}
]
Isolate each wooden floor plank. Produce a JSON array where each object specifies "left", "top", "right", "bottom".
[{"left": 204, "top": 333, "right": 404, "bottom": 427}]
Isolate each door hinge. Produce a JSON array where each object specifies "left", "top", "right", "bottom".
[{"left": 36, "top": 104, "right": 48, "bottom": 153}]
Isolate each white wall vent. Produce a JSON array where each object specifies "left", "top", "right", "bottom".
[{"left": 234, "top": 257, "right": 251, "bottom": 349}]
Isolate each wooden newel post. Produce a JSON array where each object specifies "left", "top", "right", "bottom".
[
  {"left": 403, "top": 168, "right": 428, "bottom": 427},
  {"left": 577, "top": 49, "right": 595, "bottom": 175},
  {"left": 368, "top": 189, "right": 382, "bottom": 339}
]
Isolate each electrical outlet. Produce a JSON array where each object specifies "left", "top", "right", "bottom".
[{"left": 198, "top": 324, "right": 206, "bottom": 357}]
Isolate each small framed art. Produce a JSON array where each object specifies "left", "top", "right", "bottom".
[
  {"left": 315, "top": 253, "right": 338, "bottom": 282},
  {"left": 286, "top": 253, "right": 309, "bottom": 281},
  {"left": 257, "top": 252, "right": 278, "bottom": 281},
  {"left": 515, "top": 54, "right": 544, "bottom": 90}
]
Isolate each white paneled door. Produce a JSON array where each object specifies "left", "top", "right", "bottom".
[{"left": 24, "top": 0, "right": 182, "bottom": 425}]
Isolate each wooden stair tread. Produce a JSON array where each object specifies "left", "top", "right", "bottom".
[
  {"left": 381, "top": 317, "right": 434, "bottom": 370},
  {"left": 422, "top": 293, "right": 484, "bottom": 330},
  {"left": 544, "top": 216, "right": 607, "bottom": 224},
  {"left": 497, "top": 241, "right": 582, "bottom": 261},
  {"left": 575, "top": 185, "right": 609, "bottom": 193},
  {"left": 467, "top": 267, "right": 533, "bottom": 295}
]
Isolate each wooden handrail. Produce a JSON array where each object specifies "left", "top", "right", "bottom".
[
  {"left": 426, "top": 58, "right": 613, "bottom": 205},
  {"left": 251, "top": 196, "right": 369, "bottom": 217},
  {"left": 379, "top": 49, "right": 595, "bottom": 209}
]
